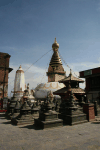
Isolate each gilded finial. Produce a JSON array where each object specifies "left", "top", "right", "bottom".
[{"left": 54, "top": 37, "right": 57, "bottom": 43}]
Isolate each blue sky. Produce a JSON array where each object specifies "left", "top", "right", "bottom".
[{"left": 0, "top": 0, "right": 100, "bottom": 96}]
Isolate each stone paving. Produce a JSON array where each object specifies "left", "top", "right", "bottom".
[{"left": 0, "top": 113, "right": 100, "bottom": 150}]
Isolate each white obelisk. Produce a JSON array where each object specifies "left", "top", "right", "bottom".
[{"left": 14, "top": 65, "right": 25, "bottom": 98}]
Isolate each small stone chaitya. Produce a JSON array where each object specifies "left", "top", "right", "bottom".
[
  {"left": 59, "top": 90, "right": 88, "bottom": 125},
  {"left": 35, "top": 92, "right": 63, "bottom": 129},
  {"left": 11, "top": 100, "right": 34, "bottom": 125},
  {"left": 11, "top": 100, "right": 21, "bottom": 121},
  {"left": 6, "top": 94, "right": 18, "bottom": 119}
]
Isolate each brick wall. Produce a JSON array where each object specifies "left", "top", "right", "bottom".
[{"left": 0, "top": 53, "right": 10, "bottom": 100}]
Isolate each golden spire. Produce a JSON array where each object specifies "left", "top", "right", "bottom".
[{"left": 54, "top": 37, "right": 57, "bottom": 43}]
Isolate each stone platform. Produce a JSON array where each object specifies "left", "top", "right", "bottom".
[
  {"left": 35, "top": 118, "right": 63, "bottom": 129},
  {"left": 60, "top": 113, "right": 88, "bottom": 125},
  {"left": 12, "top": 118, "right": 34, "bottom": 125},
  {"left": 1, "top": 113, "right": 100, "bottom": 150}
]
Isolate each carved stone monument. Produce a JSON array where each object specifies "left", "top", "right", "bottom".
[
  {"left": 31, "top": 101, "right": 40, "bottom": 119},
  {"left": 59, "top": 91, "right": 88, "bottom": 125},
  {"left": 11, "top": 100, "right": 21, "bottom": 121},
  {"left": 12, "top": 100, "right": 34, "bottom": 125},
  {"left": 35, "top": 92, "right": 63, "bottom": 129},
  {"left": 6, "top": 94, "right": 18, "bottom": 119}
]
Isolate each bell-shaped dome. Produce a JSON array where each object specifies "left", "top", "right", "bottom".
[{"left": 34, "top": 82, "right": 65, "bottom": 99}]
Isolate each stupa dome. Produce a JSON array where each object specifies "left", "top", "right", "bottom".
[{"left": 34, "top": 82, "right": 65, "bottom": 99}]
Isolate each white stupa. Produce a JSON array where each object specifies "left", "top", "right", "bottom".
[{"left": 14, "top": 65, "right": 25, "bottom": 99}]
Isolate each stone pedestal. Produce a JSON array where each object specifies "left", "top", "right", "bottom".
[
  {"left": 93, "top": 101, "right": 100, "bottom": 116},
  {"left": 6, "top": 95, "right": 18, "bottom": 119},
  {"left": 11, "top": 101, "right": 21, "bottom": 121},
  {"left": 83, "top": 103, "right": 95, "bottom": 121},
  {"left": 59, "top": 91, "right": 88, "bottom": 125},
  {"left": 31, "top": 103, "right": 39, "bottom": 119},
  {"left": 12, "top": 101, "right": 34, "bottom": 125},
  {"left": 35, "top": 101, "right": 63, "bottom": 129}
]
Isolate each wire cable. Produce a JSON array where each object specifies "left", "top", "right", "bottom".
[
  {"left": 58, "top": 51, "right": 79, "bottom": 78},
  {"left": 8, "top": 49, "right": 52, "bottom": 85}
]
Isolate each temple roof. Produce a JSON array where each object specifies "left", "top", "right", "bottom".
[
  {"left": 59, "top": 69, "right": 84, "bottom": 83},
  {"left": 53, "top": 86, "right": 85, "bottom": 95}
]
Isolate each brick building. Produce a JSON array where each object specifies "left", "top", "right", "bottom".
[
  {"left": 79, "top": 67, "right": 100, "bottom": 103},
  {"left": 0, "top": 52, "right": 13, "bottom": 109}
]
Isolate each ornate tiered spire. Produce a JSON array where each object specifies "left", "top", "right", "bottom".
[
  {"left": 50, "top": 37, "right": 62, "bottom": 67},
  {"left": 47, "top": 38, "right": 66, "bottom": 82}
]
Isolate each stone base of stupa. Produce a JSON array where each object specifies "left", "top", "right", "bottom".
[
  {"left": 78, "top": 106, "right": 83, "bottom": 112},
  {"left": 35, "top": 111, "right": 63, "bottom": 129},
  {"left": 35, "top": 119, "right": 63, "bottom": 129},
  {"left": 11, "top": 113, "right": 20, "bottom": 119},
  {"left": 31, "top": 107, "right": 39, "bottom": 119},
  {"left": 11, "top": 119, "right": 34, "bottom": 125},
  {"left": 5, "top": 112, "right": 12, "bottom": 120},
  {"left": 59, "top": 113, "right": 88, "bottom": 125},
  {"left": 11, "top": 115, "right": 34, "bottom": 125}
]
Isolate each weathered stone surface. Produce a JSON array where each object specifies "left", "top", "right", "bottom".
[
  {"left": 31, "top": 103, "right": 39, "bottom": 119},
  {"left": 94, "top": 101, "right": 100, "bottom": 116},
  {"left": 59, "top": 91, "right": 88, "bottom": 125},
  {"left": 11, "top": 100, "right": 21, "bottom": 120},
  {"left": 5, "top": 95, "right": 18, "bottom": 119},
  {"left": 35, "top": 96, "right": 63, "bottom": 129},
  {"left": 11, "top": 101, "right": 34, "bottom": 125}
]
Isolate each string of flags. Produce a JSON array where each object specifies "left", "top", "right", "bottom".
[{"left": 58, "top": 51, "right": 80, "bottom": 78}]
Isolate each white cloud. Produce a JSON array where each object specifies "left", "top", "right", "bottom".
[{"left": 8, "top": 63, "right": 47, "bottom": 96}]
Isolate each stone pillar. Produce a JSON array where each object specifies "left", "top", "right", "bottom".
[
  {"left": 93, "top": 101, "right": 100, "bottom": 116},
  {"left": 83, "top": 103, "right": 95, "bottom": 121}
]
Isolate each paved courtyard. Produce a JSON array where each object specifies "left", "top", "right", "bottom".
[{"left": 0, "top": 113, "right": 100, "bottom": 150}]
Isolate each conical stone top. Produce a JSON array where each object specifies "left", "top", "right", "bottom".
[
  {"left": 21, "top": 101, "right": 31, "bottom": 110},
  {"left": 9, "top": 94, "right": 18, "bottom": 108},
  {"left": 69, "top": 91, "right": 77, "bottom": 108},
  {"left": 15, "top": 100, "right": 21, "bottom": 110}
]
